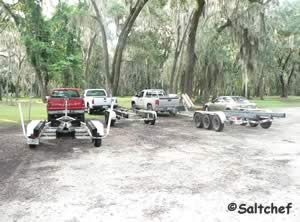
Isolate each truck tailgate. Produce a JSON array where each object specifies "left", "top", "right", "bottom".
[
  {"left": 48, "top": 98, "right": 85, "bottom": 110},
  {"left": 159, "top": 96, "right": 180, "bottom": 107},
  {"left": 93, "top": 97, "right": 111, "bottom": 106}
]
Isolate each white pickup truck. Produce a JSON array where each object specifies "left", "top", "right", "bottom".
[
  {"left": 131, "top": 89, "right": 180, "bottom": 115},
  {"left": 84, "top": 89, "right": 117, "bottom": 114}
]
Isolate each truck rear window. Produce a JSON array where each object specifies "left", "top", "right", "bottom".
[
  {"left": 86, "top": 90, "right": 106, "bottom": 97},
  {"left": 51, "top": 90, "right": 80, "bottom": 98}
]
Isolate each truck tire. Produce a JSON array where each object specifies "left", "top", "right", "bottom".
[
  {"left": 94, "top": 139, "right": 102, "bottom": 147},
  {"left": 87, "top": 105, "right": 94, "bottom": 114},
  {"left": 194, "top": 113, "right": 203, "bottom": 128},
  {"left": 147, "top": 104, "right": 153, "bottom": 111},
  {"left": 203, "top": 114, "right": 212, "bottom": 130},
  {"left": 260, "top": 121, "right": 272, "bottom": 129},
  {"left": 29, "top": 144, "right": 37, "bottom": 149},
  {"left": 132, "top": 102, "right": 137, "bottom": 112},
  {"left": 169, "top": 110, "right": 177, "bottom": 116},
  {"left": 212, "top": 115, "right": 224, "bottom": 132},
  {"left": 47, "top": 114, "right": 53, "bottom": 122},
  {"left": 79, "top": 114, "right": 85, "bottom": 122}
]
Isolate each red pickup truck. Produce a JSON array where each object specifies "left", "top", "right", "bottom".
[{"left": 47, "top": 88, "right": 85, "bottom": 122}]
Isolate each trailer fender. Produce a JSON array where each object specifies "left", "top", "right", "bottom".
[
  {"left": 90, "top": 120, "right": 104, "bottom": 136},
  {"left": 106, "top": 109, "right": 117, "bottom": 120},
  {"left": 26, "top": 120, "right": 43, "bottom": 137},
  {"left": 213, "top": 112, "right": 226, "bottom": 124}
]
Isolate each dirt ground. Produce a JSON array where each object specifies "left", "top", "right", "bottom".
[{"left": 0, "top": 108, "right": 299, "bottom": 222}]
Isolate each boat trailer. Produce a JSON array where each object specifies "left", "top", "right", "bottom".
[
  {"left": 180, "top": 94, "right": 286, "bottom": 132},
  {"left": 19, "top": 99, "right": 115, "bottom": 149},
  {"left": 104, "top": 107, "right": 157, "bottom": 126}
]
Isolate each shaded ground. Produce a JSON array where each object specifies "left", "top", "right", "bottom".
[{"left": 0, "top": 108, "right": 299, "bottom": 222}]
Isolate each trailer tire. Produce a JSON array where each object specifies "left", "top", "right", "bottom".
[
  {"left": 105, "top": 112, "right": 115, "bottom": 126},
  {"left": 203, "top": 114, "right": 212, "bottom": 130},
  {"left": 194, "top": 113, "right": 203, "bottom": 128},
  {"left": 94, "top": 139, "right": 102, "bottom": 147},
  {"left": 29, "top": 144, "right": 37, "bottom": 149},
  {"left": 249, "top": 122, "right": 258, "bottom": 127},
  {"left": 212, "top": 115, "right": 224, "bottom": 132},
  {"left": 260, "top": 121, "right": 272, "bottom": 129}
]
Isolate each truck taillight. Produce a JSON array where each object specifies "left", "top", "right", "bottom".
[
  {"left": 92, "top": 99, "right": 94, "bottom": 105},
  {"left": 155, "top": 99, "right": 159, "bottom": 105}
]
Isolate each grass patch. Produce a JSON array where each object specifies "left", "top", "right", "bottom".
[{"left": 251, "top": 96, "right": 300, "bottom": 108}]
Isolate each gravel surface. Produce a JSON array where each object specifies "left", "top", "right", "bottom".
[{"left": 0, "top": 108, "right": 299, "bottom": 222}]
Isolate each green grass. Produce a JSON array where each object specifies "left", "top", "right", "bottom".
[
  {"left": 0, "top": 96, "right": 299, "bottom": 125},
  {"left": 251, "top": 96, "right": 300, "bottom": 108},
  {"left": 117, "top": 96, "right": 131, "bottom": 109}
]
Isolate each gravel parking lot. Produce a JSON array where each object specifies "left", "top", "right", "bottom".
[{"left": 0, "top": 108, "right": 299, "bottom": 222}]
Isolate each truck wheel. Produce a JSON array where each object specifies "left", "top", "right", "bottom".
[
  {"left": 260, "top": 121, "right": 272, "bottom": 129},
  {"left": 147, "top": 104, "right": 153, "bottom": 111},
  {"left": 212, "top": 115, "right": 224, "bottom": 132},
  {"left": 47, "top": 114, "right": 53, "bottom": 122},
  {"left": 79, "top": 114, "right": 85, "bottom": 122},
  {"left": 169, "top": 111, "right": 177, "bottom": 116},
  {"left": 240, "top": 122, "right": 247, "bottom": 126},
  {"left": 88, "top": 106, "right": 94, "bottom": 114},
  {"left": 132, "top": 102, "right": 137, "bottom": 112},
  {"left": 249, "top": 122, "right": 258, "bottom": 127},
  {"left": 194, "top": 113, "right": 203, "bottom": 128},
  {"left": 94, "top": 139, "right": 102, "bottom": 147},
  {"left": 203, "top": 114, "right": 212, "bottom": 130}
]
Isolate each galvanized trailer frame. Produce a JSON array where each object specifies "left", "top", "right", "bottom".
[
  {"left": 104, "top": 106, "right": 158, "bottom": 126},
  {"left": 19, "top": 99, "right": 115, "bottom": 149}
]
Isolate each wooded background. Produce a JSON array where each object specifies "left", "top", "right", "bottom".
[{"left": 0, "top": 0, "right": 299, "bottom": 102}]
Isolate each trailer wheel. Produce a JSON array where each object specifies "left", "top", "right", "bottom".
[
  {"left": 203, "top": 114, "right": 212, "bottom": 130},
  {"left": 249, "top": 122, "right": 258, "bottom": 127},
  {"left": 94, "top": 139, "right": 102, "bottom": 147},
  {"left": 194, "top": 113, "right": 203, "bottom": 128},
  {"left": 105, "top": 112, "right": 115, "bottom": 126},
  {"left": 212, "top": 115, "right": 224, "bottom": 132},
  {"left": 29, "top": 144, "right": 37, "bottom": 149},
  {"left": 260, "top": 121, "right": 272, "bottom": 129}
]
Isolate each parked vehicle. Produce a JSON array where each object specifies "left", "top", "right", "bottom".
[
  {"left": 204, "top": 96, "right": 257, "bottom": 111},
  {"left": 47, "top": 88, "right": 85, "bottom": 122},
  {"left": 83, "top": 89, "right": 117, "bottom": 114},
  {"left": 131, "top": 89, "right": 180, "bottom": 115}
]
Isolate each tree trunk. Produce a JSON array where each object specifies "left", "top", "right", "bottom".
[
  {"left": 182, "top": 0, "right": 205, "bottom": 97},
  {"left": 84, "top": 33, "right": 97, "bottom": 88},
  {"left": 111, "top": 0, "right": 149, "bottom": 95},
  {"left": 91, "top": 0, "right": 111, "bottom": 92}
]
